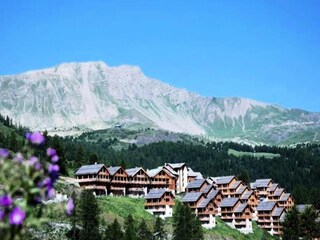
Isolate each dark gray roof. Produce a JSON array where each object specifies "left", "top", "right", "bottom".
[
  {"left": 207, "top": 189, "right": 220, "bottom": 200},
  {"left": 75, "top": 164, "right": 105, "bottom": 175},
  {"left": 251, "top": 179, "right": 272, "bottom": 189},
  {"left": 272, "top": 207, "right": 285, "bottom": 217},
  {"left": 108, "top": 166, "right": 121, "bottom": 176},
  {"left": 182, "top": 192, "right": 203, "bottom": 203},
  {"left": 296, "top": 204, "right": 314, "bottom": 213},
  {"left": 187, "top": 168, "right": 203, "bottom": 179},
  {"left": 197, "top": 197, "right": 211, "bottom": 208},
  {"left": 147, "top": 167, "right": 175, "bottom": 178},
  {"left": 241, "top": 190, "right": 253, "bottom": 200},
  {"left": 257, "top": 201, "right": 277, "bottom": 211},
  {"left": 279, "top": 193, "right": 291, "bottom": 201},
  {"left": 230, "top": 181, "right": 242, "bottom": 189},
  {"left": 235, "top": 185, "right": 247, "bottom": 195},
  {"left": 186, "top": 179, "right": 207, "bottom": 189},
  {"left": 202, "top": 184, "right": 214, "bottom": 194},
  {"left": 268, "top": 183, "right": 278, "bottom": 192},
  {"left": 145, "top": 189, "right": 167, "bottom": 199},
  {"left": 271, "top": 188, "right": 284, "bottom": 197},
  {"left": 234, "top": 203, "right": 248, "bottom": 213},
  {"left": 220, "top": 197, "right": 239, "bottom": 207},
  {"left": 164, "top": 165, "right": 178, "bottom": 176},
  {"left": 213, "top": 175, "right": 236, "bottom": 185}
]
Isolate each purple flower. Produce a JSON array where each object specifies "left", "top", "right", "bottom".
[
  {"left": 0, "top": 210, "right": 5, "bottom": 221},
  {"left": 51, "top": 155, "right": 59, "bottom": 163},
  {"left": 34, "top": 162, "right": 42, "bottom": 171},
  {"left": 0, "top": 148, "right": 9, "bottom": 158},
  {"left": 48, "top": 164, "right": 60, "bottom": 173},
  {"left": 66, "top": 198, "right": 74, "bottom": 216},
  {"left": 9, "top": 207, "right": 26, "bottom": 225},
  {"left": 0, "top": 195, "right": 13, "bottom": 207},
  {"left": 28, "top": 156, "right": 38, "bottom": 166},
  {"left": 46, "top": 148, "right": 56, "bottom": 157},
  {"left": 26, "top": 132, "right": 45, "bottom": 145},
  {"left": 47, "top": 188, "right": 56, "bottom": 199}
]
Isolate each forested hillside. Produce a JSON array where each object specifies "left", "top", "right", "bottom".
[{"left": 1, "top": 114, "right": 319, "bottom": 208}]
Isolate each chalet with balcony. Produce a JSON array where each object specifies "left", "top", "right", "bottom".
[
  {"left": 186, "top": 179, "right": 209, "bottom": 193},
  {"left": 196, "top": 196, "right": 217, "bottom": 229},
  {"left": 256, "top": 201, "right": 286, "bottom": 236},
  {"left": 108, "top": 166, "right": 129, "bottom": 195},
  {"left": 201, "top": 184, "right": 216, "bottom": 197},
  {"left": 241, "top": 190, "right": 259, "bottom": 219},
  {"left": 126, "top": 167, "right": 149, "bottom": 196},
  {"left": 268, "top": 188, "right": 284, "bottom": 201},
  {"left": 212, "top": 175, "right": 238, "bottom": 196},
  {"left": 220, "top": 197, "right": 253, "bottom": 233},
  {"left": 182, "top": 192, "right": 205, "bottom": 209},
  {"left": 165, "top": 163, "right": 188, "bottom": 193},
  {"left": 278, "top": 193, "right": 294, "bottom": 210},
  {"left": 251, "top": 179, "right": 273, "bottom": 201},
  {"left": 206, "top": 189, "right": 223, "bottom": 215},
  {"left": 144, "top": 189, "right": 175, "bottom": 218},
  {"left": 75, "top": 164, "right": 110, "bottom": 195},
  {"left": 267, "top": 183, "right": 279, "bottom": 196},
  {"left": 147, "top": 167, "right": 176, "bottom": 192}
]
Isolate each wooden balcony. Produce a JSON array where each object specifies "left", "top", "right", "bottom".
[{"left": 77, "top": 178, "right": 110, "bottom": 183}]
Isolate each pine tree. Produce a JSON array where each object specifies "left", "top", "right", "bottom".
[
  {"left": 78, "top": 190, "right": 101, "bottom": 240},
  {"left": 282, "top": 206, "right": 300, "bottom": 240},
  {"left": 105, "top": 218, "right": 124, "bottom": 240},
  {"left": 124, "top": 214, "right": 137, "bottom": 240},
  {"left": 153, "top": 217, "right": 166, "bottom": 240},
  {"left": 172, "top": 202, "right": 203, "bottom": 240},
  {"left": 137, "top": 219, "right": 152, "bottom": 240},
  {"left": 300, "top": 206, "right": 319, "bottom": 239}
]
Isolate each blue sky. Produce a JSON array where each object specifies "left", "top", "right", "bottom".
[{"left": 0, "top": 1, "right": 319, "bottom": 111}]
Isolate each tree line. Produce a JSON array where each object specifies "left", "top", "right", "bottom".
[{"left": 1, "top": 114, "right": 320, "bottom": 207}]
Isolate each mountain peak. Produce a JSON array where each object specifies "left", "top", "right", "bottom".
[{"left": 0, "top": 62, "right": 319, "bottom": 145}]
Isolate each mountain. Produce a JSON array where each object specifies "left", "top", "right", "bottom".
[{"left": 0, "top": 61, "right": 319, "bottom": 145}]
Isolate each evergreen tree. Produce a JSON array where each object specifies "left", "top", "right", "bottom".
[
  {"left": 124, "top": 214, "right": 137, "bottom": 240},
  {"left": 105, "top": 218, "right": 124, "bottom": 240},
  {"left": 172, "top": 202, "right": 203, "bottom": 240},
  {"left": 300, "top": 206, "right": 319, "bottom": 239},
  {"left": 137, "top": 219, "right": 152, "bottom": 240},
  {"left": 78, "top": 190, "right": 101, "bottom": 240},
  {"left": 153, "top": 217, "right": 166, "bottom": 240},
  {"left": 89, "top": 153, "right": 99, "bottom": 164},
  {"left": 282, "top": 206, "right": 300, "bottom": 240}
]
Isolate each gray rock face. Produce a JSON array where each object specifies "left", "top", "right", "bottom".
[{"left": 1, "top": 61, "right": 319, "bottom": 145}]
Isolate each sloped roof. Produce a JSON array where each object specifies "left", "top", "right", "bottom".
[
  {"left": 230, "top": 181, "right": 242, "bottom": 189},
  {"left": 147, "top": 167, "right": 175, "bottom": 178},
  {"left": 75, "top": 164, "right": 105, "bottom": 175},
  {"left": 279, "top": 193, "right": 291, "bottom": 202},
  {"left": 220, "top": 197, "right": 239, "bottom": 207},
  {"left": 267, "top": 183, "right": 279, "bottom": 192},
  {"left": 257, "top": 201, "right": 277, "bottom": 211},
  {"left": 235, "top": 185, "right": 247, "bottom": 195},
  {"left": 202, "top": 184, "right": 214, "bottom": 194},
  {"left": 271, "top": 188, "right": 284, "bottom": 197},
  {"left": 251, "top": 179, "right": 272, "bottom": 189},
  {"left": 108, "top": 166, "right": 121, "bottom": 176},
  {"left": 241, "top": 190, "right": 253, "bottom": 200},
  {"left": 182, "top": 192, "right": 203, "bottom": 203},
  {"left": 272, "top": 207, "right": 285, "bottom": 217},
  {"left": 164, "top": 165, "right": 178, "bottom": 176},
  {"left": 145, "top": 189, "right": 167, "bottom": 199},
  {"left": 166, "top": 163, "right": 186, "bottom": 169},
  {"left": 126, "top": 167, "right": 148, "bottom": 177},
  {"left": 234, "top": 203, "right": 248, "bottom": 213},
  {"left": 197, "top": 197, "right": 212, "bottom": 208},
  {"left": 213, "top": 175, "right": 236, "bottom": 185},
  {"left": 186, "top": 179, "right": 207, "bottom": 189},
  {"left": 207, "top": 189, "right": 220, "bottom": 200},
  {"left": 187, "top": 168, "right": 203, "bottom": 179},
  {"left": 296, "top": 204, "right": 314, "bottom": 213}
]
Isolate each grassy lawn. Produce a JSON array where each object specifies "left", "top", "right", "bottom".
[{"left": 228, "top": 148, "right": 280, "bottom": 159}]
